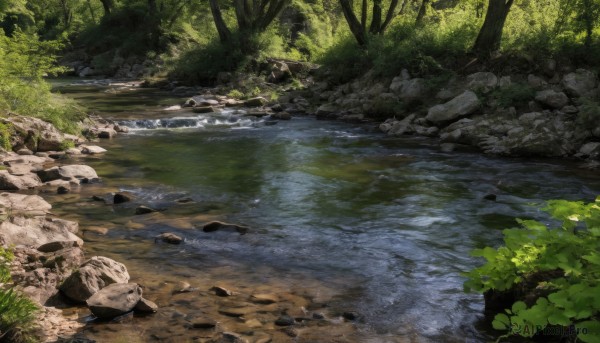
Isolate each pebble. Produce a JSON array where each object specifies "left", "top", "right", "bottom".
[
  {"left": 275, "top": 315, "right": 295, "bottom": 326},
  {"left": 211, "top": 286, "right": 233, "bottom": 297}
]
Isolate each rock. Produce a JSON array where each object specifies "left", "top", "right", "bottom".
[
  {"left": 202, "top": 221, "right": 249, "bottom": 234},
  {"left": 113, "top": 192, "right": 133, "bottom": 204},
  {"left": 1, "top": 115, "right": 68, "bottom": 152},
  {"left": 81, "top": 146, "right": 107, "bottom": 154},
  {"left": 0, "top": 215, "right": 83, "bottom": 248},
  {"left": 275, "top": 315, "right": 295, "bottom": 326},
  {"left": 562, "top": 69, "right": 597, "bottom": 97},
  {"left": 498, "top": 76, "right": 512, "bottom": 88},
  {"left": 210, "top": 286, "right": 233, "bottom": 297},
  {"left": 312, "top": 312, "right": 325, "bottom": 320},
  {"left": 86, "top": 283, "right": 142, "bottom": 319},
  {"left": 218, "top": 306, "right": 255, "bottom": 317},
  {"left": 466, "top": 72, "right": 498, "bottom": 93},
  {"left": 390, "top": 78, "right": 426, "bottom": 101},
  {"left": 578, "top": 142, "right": 600, "bottom": 159},
  {"left": 17, "top": 148, "right": 33, "bottom": 155},
  {"left": 528, "top": 74, "right": 547, "bottom": 89},
  {"left": 98, "top": 128, "right": 117, "bottom": 139},
  {"left": 0, "top": 170, "right": 42, "bottom": 190},
  {"left": 37, "top": 165, "right": 99, "bottom": 183},
  {"left": 267, "top": 60, "right": 292, "bottom": 83},
  {"left": 271, "top": 112, "right": 291, "bottom": 120},
  {"left": 134, "top": 298, "right": 158, "bottom": 313},
  {"left": 192, "top": 106, "right": 215, "bottom": 114},
  {"left": 0, "top": 192, "right": 52, "bottom": 214},
  {"left": 484, "top": 193, "right": 497, "bottom": 201},
  {"left": 380, "top": 114, "right": 416, "bottom": 136},
  {"left": 426, "top": 91, "right": 481, "bottom": 125},
  {"left": 190, "top": 318, "right": 217, "bottom": 329},
  {"left": 440, "top": 143, "right": 456, "bottom": 152},
  {"left": 65, "top": 147, "right": 82, "bottom": 155},
  {"left": 60, "top": 256, "right": 130, "bottom": 303},
  {"left": 250, "top": 293, "right": 278, "bottom": 304},
  {"left": 315, "top": 103, "right": 338, "bottom": 117},
  {"left": 244, "top": 97, "right": 267, "bottom": 107},
  {"left": 342, "top": 311, "right": 359, "bottom": 320},
  {"left": 221, "top": 332, "right": 249, "bottom": 343},
  {"left": 78, "top": 67, "right": 95, "bottom": 77},
  {"left": 535, "top": 90, "right": 569, "bottom": 109},
  {"left": 37, "top": 240, "right": 80, "bottom": 253},
  {"left": 57, "top": 185, "right": 70, "bottom": 194},
  {"left": 135, "top": 205, "right": 158, "bottom": 215},
  {"left": 155, "top": 232, "right": 183, "bottom": 244}
]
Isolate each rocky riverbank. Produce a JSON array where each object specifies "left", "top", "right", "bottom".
[
  {"left": 0, "top": 114, "right": 156, "bottom": 342},
  {"left": 159, "top": 59, "right": 600, "bottom": 167}
]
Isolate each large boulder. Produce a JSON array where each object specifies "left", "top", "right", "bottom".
[
  {"left": 426, "top": 91, "right": 481, "bottom": 125},
  {"left": 0, "top": 170, "right": 42, "bottom": 190},
  {"left": 37, "top": 165, "right": 99, "bottom": 183},
  {"left": 380, "top": 114, "right": 416, "bottom": 136},
  {"left": 562, "top": 69, "right": 597, "bottom": 97},
  {"left": 0, "top": 192, "right": 51, "bottom": 214},
  {"left": 466, "top": 72, "right": 498, "bottom": 93},
  {"left": 244, "top": 97, "right": 268, "bottom": 107},
  {"left": 535, "top": 90, "right": 569, "bottom": 109},
  {"left": 578, "top": 142, "right": 600, "bottom": 160},
  {"left": 1, "top": 115, "right": 70, "bottom": 152},
  {"left": 0, "top": 216, "right": 82, "bottom": 248},
  {"left": 390, "top": 78, "right": 427, "bottom": 101},
  {"left": 267, "top": 61, "right": 292, "bottom": 83},
  {"left": 60, "top": 256, "right": 130, "bottom": 303},
  {"left": 86, "top": 283, "right": 142, "bottom": 319}
]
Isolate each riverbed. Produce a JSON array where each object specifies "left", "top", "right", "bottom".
[{"left": 50, "top": 80, "right": 600, "bottom": 342}]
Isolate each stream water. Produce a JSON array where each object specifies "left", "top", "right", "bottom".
[{"left": 49, "top": 79, "right": 600, "bottom": 343}]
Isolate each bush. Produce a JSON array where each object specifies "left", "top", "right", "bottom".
[
  {"left": 0, "top": 29, "right": 86, "bottom": 134},
  {"left": 0, "top": 248, "right": 38, "bottom": 343},
  {"left": 464, "top": 197, "right": 600, "bottom": 342},
  {"left": 489, "top": 83, "right": 535, "bottom": 108}
]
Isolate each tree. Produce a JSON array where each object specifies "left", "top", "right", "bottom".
[
  {"left": 339, "top": 0, "right": 403, "bottom": 46},
  {"left": 472, "top": 0, "right": 514, "bottom": 55},
  {"left": 99, "top": 0, "right": 114, "bottom": 15},
  {"left": 208, "top": 0, "right": 290, "bottom": 53}
]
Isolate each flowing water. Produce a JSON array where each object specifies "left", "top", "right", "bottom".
[{"left": 49, "top": 80, "right": 600, "bottom": 343}]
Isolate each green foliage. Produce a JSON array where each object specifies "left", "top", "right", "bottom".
[
  {"left": 0, "top": 29, "right": 86, "bottom": 134},
  {"left": 489, "top": 83, "right": 536, "bottom": 108},
  {"left": 227, "top": 89, "right": 244, "bottom": 99},
  {"left": 577, "top": 98, "right": 600, "bottom": 128},
  {"left": 319, "top": 9, "right": 478, "bottom": 83},
  {"left": 464, "top": 197, "right": 600, "bottom": 342},
  {"left": 0, "top": 247, "right": 38, "bottom": 343},
  {"left": 0, "top": 123, "right": 12, "bottom": 151}
]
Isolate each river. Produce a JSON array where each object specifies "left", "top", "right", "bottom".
[{"left": 49, "top": 79, "right": 600, "bottom": 343}]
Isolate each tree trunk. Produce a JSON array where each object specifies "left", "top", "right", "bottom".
[
  {"left": 369, "top": 0, "right": 382, "bottom": 34},
  {"left": 209, "top": 0, "right": 232, "bottom": 42},
  {"left": 472, "top": 0, "right": 514, "bottom": 55},
  {"left": 340, "top": 0, "right": 367, "bottom": 46},
  {"left": 99, "top": 0, "right": 113, "bottom": 16},
  {"left": 416, "top": 0, "right": 430, "bottom": 24}
]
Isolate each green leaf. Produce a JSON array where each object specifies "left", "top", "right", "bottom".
[
  {"left": 492, "top": 313, "right": 510, "bottom": 330},
  {"left": 512, "top": 301, "right": 527, "bottom": 313},
  {"left": 577, "top": 320, "right": 600, "bottom": 343}
]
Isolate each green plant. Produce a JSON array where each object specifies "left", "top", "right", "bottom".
[
  {"left": 489, "top": 83, "right": 535, "bottom": 108},
  {"left": 464, "top": 197, "right": 600, "bottom": 342},
  {"left": 227, "top": 89, "right": 244, "bottom": 99},
  {"left": 0, "top": 123, "right": 12, "bottom": 151},
  {"left": 0, "top": 247, "right": 38, "bottom": 343},
  {"left": 578, "top": 98, "right": 600, "bottom": 128},
  {"left": 59, "top": 140, "right": 75, "bottom": 151}
]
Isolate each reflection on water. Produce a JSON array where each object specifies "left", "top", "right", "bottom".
[{"left": 49, "top": 81, "right": 600, "bottom": 342}]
